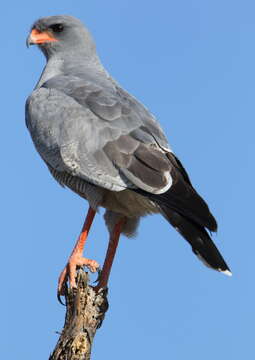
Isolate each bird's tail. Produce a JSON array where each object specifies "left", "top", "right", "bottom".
[{"left": 161, "top": 205, "right": 231, "bottom": 275}]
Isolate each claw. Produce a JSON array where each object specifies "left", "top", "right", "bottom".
[
  {"left": 57, "top": 293, "right": 66, "bottom": 306},
  {"left": 57, "top": 281, "right": 68, "bottom": 306},
  {"left": 93, "top": 267, "right": 102, "bottom": 283}
]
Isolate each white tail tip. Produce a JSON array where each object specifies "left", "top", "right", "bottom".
[{"left": 220, "top": 269, "right": 232, "bottom": 277}]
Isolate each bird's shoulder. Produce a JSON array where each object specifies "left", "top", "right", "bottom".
[{"left": 39, "top": 73, "right": 170, "bottom": 148}]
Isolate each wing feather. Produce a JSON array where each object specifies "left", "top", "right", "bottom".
[{"left": 26, "top": 75, "right": 173, "bottom": 194}]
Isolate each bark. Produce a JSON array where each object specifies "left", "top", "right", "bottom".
[{"left": 49, "top": 270, "right": 109, "bottom": 360}]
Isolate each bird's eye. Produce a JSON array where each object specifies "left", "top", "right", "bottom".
[{"left": 49, "top": 24, "right": 64, "bottom": 33}]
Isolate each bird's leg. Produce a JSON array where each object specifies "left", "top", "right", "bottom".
[
  {"left": 94, "top": 218, "right": 126, "bottom": 291},
  {"left": 58, "top": 206, "right": 99, "bottom": 295}
]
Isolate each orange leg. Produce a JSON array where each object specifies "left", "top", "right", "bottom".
[
  {"left": 58, "top": 207, "right": 99, "bottom": 295},
  {"left": 94, "top": 218, "right": 125, "bottom": 291}
]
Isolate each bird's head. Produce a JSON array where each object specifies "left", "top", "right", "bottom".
[{"left": 27, "top": 15, "right": 96, "bottom": 60}]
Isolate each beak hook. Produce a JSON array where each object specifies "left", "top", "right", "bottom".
[{"left": 26, "top": 35, "right": 31, "bottom": 48}]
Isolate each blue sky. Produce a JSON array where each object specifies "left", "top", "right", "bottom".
[{"left": 2, "top": 1, "right": 255, "bottom": 359}]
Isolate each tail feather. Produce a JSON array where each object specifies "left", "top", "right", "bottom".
[
  {"left": 132, "top": 152, "right": 231, "bottom": 274},
  {"left": 161, "top": 206, "right": 231, "bottom": 274},
  {"left": 134, "top": 159, "right": 218, "bottom": 232}
]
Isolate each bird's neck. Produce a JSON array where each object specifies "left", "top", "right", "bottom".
[
  {"left": 35, "top": 52, "right": 108, "bottom": 89},
  {"left": 35, "top": 57, "right": 63, "bottom": 89}
]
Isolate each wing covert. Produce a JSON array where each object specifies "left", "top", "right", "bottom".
[
  {"left": 26, "top": 87, "right": 128, "bottom": 191},
  {"left": 26, "top": 75, "right": 173, "bottom": 194}
]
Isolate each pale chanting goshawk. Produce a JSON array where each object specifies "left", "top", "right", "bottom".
[{"left": 26, "top": 15, "right": 231, "bottom": 299}]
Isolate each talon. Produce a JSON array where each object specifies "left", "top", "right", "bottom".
[
  {"left": 93, "top": 267, "right": 102, "bottom": 283},
  {"left": 57, "top": 281, "right": 68, "bottom": 306},
  {"left": 57, "top": 254, "right": 100, "bottom": 296},
  {"left": 57, "top": 293, "right": 66, "bottom": 306},
  {"left": 93, "top": 283, "right": 108, "bottom": 294},
  {"left": 87, "top": 259, "right": 100, "bottom": 273}
]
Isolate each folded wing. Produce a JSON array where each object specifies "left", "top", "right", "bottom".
[{"left": 26, "top": 75, "right": 174, "bottom": 194}]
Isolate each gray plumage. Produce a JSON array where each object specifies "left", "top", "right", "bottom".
[{"left": 26, "top": 15, "right": 231, "bottom": 273}]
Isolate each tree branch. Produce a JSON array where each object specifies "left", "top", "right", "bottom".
[{"left": 49, "top": 270, "right": 109, "bottom": 360}]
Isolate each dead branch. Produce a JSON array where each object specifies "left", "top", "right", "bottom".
[{"left": 49, "top": 270, "right": 109, "bottom": 360}]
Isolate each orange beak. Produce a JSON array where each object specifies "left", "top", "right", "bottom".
[{"left": 26, "top": 28, "right": 58, "bottom": 46}]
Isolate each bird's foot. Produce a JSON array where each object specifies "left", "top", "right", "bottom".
[{"left": 57, "top": 253, "right": 100, "bottom": 296}]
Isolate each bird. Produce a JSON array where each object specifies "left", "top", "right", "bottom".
[{"left": 26, "top": 15, "right": 231, "bottom": 298}]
